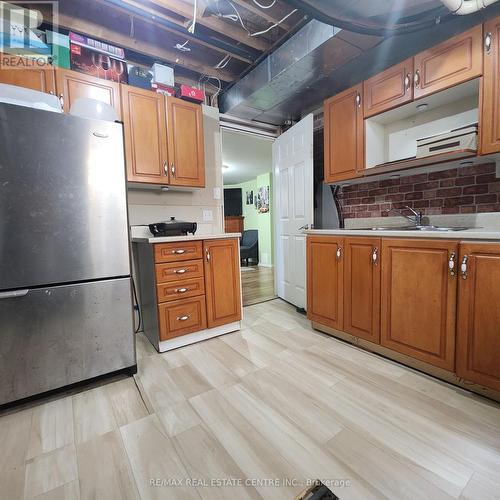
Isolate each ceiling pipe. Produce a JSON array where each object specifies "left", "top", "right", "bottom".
[{"left": 441, "top": 0, "right": 499, "bottom": 15}]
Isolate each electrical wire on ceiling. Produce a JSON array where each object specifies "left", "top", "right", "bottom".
[
  {"left": 284, "top": 0, "right": 455, "bottom": 36},
  {"left": 252, "top": 0, "right": 276, "bottom": 8},
  {"left": 214, "top": 54, "right": 232, "bottom": 68},
  {"left": 222, "top": 0, "right": 296, "bottom": 37},
  {"left": 199, "top": 74, "right": 222, "bottom": 106},
  {"left": 175, "top": 39, "right": 191, "bottom": 51},
  {"left": 187, "top": 0, "right": 198, "bottom": 33}
]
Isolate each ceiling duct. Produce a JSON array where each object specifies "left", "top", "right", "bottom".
[
  {"left": 441, "top": 0, "right": 499, "bottom": 15},
  {"left": 219, "top": 20, "right": 354, "bottom": 124}
]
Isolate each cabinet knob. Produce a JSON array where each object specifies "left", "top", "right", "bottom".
[
  {"left": 448, "top": 252, "right": 456, "bottom": 277},
  {"left": 461, "top": 255, "right": 469, "bottom": 280},
  {"left": 171, "top": 164, "right": 176, "bottom": 177},
  {"left": 163, "top": 161, "right": 168, "bottom": 176},
  {"left": 485, "top": 32, "right": 493, "bottom": 53},
  {"left": 176, "top": 315, "right": 190, "bottom": 321},
  {"left": 59, "top": 93, "right": 64, "bottom": 109},
  {"left": 206, "top": 249, "right": 211, "bottom": 262},
  {"left": 175, "top": 268, "right": 187, "bottom": 274},
  {"left": 372, "top": 247, "right": 379, "bottom": 266},
  {"left": 355, "top": 92, "right": 361, "bottom": 108},
  {"left": 175, "top": 288, "right": 188, "bottom": 293},
  {"left": 172, "top": 249, "right": 186, "bottom": 254},
  {"left": 414, "top": 69, "right": 420, "bottom": 88},
  {"left": 336, "top": 246, "right": 342, "bottom": 261}
]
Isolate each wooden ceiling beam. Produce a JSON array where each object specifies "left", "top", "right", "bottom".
[
  {"left": 148, "top": 0, "right": 270, "bottom": 52},
  {"left": 96, "top": 0, "right": 253, "bottom": 64},
  {"left": 229, "top": 0, "right": 292, "bottom": 31},
  {"left": 41, "top": 9, "right": 235, "bottom": 81}
]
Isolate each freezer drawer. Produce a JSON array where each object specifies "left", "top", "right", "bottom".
[{"left": 0, "top": 278, "right": 135, "bottom": 406}]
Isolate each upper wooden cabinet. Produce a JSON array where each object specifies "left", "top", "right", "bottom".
[
  {"left": 324, "top": 84, "right": 363, "bottom": 183},
  {"left": 204, "top": 239, "right": 242, "bottom": 328},
  {"left": 481, "top": 16, "right": 500, "bottom": 154},
  {"left": 363, "top": 58, "right": 414, "bottom": 117},
  {"left": 380, "top": 238, "right": 458, "bottom": 371},
  {"left": 166, "top": 97, "right": 205, "bottom": 188},
  {"left": 307, "top": 235, "right": 344, "bottom": 330},
  {"left": 55, "top": 69, "right": 122, "bottom": 118},
  {"left": 344, "top": 237, "right": 381, "bottom": 343},
  {"left": 413, "top": 25, "right": 483, "bottom": 99},
  {"left": 0, "top": 54, "right": 56, "bottom": 93},
  {"left": 121, "top": 85, "right": 169, "bottom": 185},
  {"left": 456, "top": 243, "right": 500, "bottom": 391}
]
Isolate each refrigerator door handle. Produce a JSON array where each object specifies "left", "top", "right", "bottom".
[{"left": 0, "top": 289, "right": 30, "bottom": 299}]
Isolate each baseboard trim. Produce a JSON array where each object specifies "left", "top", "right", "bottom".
[
  {"left": 158, "top": 321, "right": 241, "bottom": 352},
  {"left": 312, "top": 321, "right": 500, "bottom": 404}
]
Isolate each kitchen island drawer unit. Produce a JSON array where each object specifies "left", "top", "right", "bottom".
[
  {"left": 154, "top": 241, "right": 203, "bottom": 263},
  {"left": 157, "top": 276, "right": 205, "bottom": 303},
  {"left": 158, "top": 296, "right": 207, "bottom": 340},
  {"left": 155, "top": 259, "right": 205, "bottom": 283},
  {"left": 134, "top": 236, "right": 242, "bottom": 352}
]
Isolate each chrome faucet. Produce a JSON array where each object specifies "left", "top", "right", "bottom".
[{"left": 386, "top": 205, "right": 423, "bottom": 226}]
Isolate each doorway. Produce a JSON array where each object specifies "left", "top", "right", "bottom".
[{"left": 221, "top": 128, "right": 276, "bottom": 307}]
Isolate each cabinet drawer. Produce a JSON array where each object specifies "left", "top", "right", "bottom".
[
  {"left": 155, "top": 259, "right": 204, "bottom": 283},
  {"left": 154, "top": 241, "right": 202, "bottom": 263},
  {"left": 157, "top": 277, "right": 205, "bottom": 303},
  {"left": 158, "top": 296, "right": 207, "bottom": 341}
]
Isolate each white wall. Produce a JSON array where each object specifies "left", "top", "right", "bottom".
[{"left": 128, "top": 105, "right": 224, "bottom": 237}]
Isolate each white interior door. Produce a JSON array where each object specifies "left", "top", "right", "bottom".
[{"left": 273, "top": 114, "right": 314, "bottom": 309}]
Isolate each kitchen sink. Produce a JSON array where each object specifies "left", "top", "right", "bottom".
[{"left": 352, "top": 225, "right": 475, "bottom": 232}]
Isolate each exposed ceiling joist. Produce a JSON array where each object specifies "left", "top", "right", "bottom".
[
  {"left": 42, "top": 10, "right": 235, "bottom": 81},
  {"left": 148, "top": 0, "right": 270, "bottom": 51},
  {"left": 229, "top": 0, "right": 292, "bottom": 31},
  {"left": 96, "top": 0, "right": 253, "bottom": 64}
]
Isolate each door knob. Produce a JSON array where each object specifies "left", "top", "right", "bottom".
[{"left": 299, "top": 224, "right": 310, "bottom": 231}]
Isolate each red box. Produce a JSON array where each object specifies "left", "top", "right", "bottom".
[
  {"left": 70, "top": 44, "right": 128, "bottom": 84},
  {"left": 151, "top": 82, "right": 176, "bottom": 96},
  {"left": 177, "top": 84, "right": 205, "bottom": 103}
]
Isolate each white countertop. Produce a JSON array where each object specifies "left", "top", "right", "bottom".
[
  {"left": 132, "top": 233, "right": 241, "bottom": 244},
  {"left": 305, "top": 228, "right": 500, "bottom": 240}
]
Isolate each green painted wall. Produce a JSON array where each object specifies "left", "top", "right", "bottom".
[{"left": 225, "top": 172, "right": 273, "bottom": 266}]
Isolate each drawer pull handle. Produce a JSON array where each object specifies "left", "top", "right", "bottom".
[
  {"left": 172, "top": 249, "right": 186, "bottom": 254},
  {"left": 461, "top": 255, "right": 469, "bottom": 280},
  {"left": 372, "top": 247, "right": 379, "bottom": 266},
  {"left": 414, "top": 69, "right": 420, "bottom": 88},
  {"left": 177, "top": 315, "right": 190, "bottom": 321},
  {"left": 175, "top": 288, "right": 188, "bottom": 293},
  {"left": 336, "top": 246, "right": 342, "bottom": 261},
  {"left": 175, "top": 269, "right": 187, "bottom": 274},
  {"left": 448, "top": 252, "right": 456, "bottom": 277}
]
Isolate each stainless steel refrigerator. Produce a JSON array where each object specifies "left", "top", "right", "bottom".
[{"left": 0, "top": 102, "right": 136, "bottom": 406}]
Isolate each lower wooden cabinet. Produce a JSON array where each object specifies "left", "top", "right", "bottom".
[
  {"left": 306, "top": 236, "right": 344, "bottom": 330},
  {"left": 344, "top": 237, "right": 381, "bottom": 343},
  {"left": 204, "top": 238, "right": 242, "bottom": 328},
  {"left": 158, "top": 296, "right": 207, "bottom": 341},
  {"left": 456, "top": 243, "right": 500, "bottom": 391},
  {"left": 380, "top": 238, "right": 458, "bottom": 371}
]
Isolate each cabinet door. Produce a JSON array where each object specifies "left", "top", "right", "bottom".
[
  {"left": 324, "top": 84, "right": 363, "bottom": 183},
  {"left": 456, "top": 243, "right": 500, "bottom": 391},
  {"left": 481, "top": 16, "right": 500, "bottom": 154},
  {"left": 306, "top": 236, "right": 344, "bottom": 330},
  {"left": 204, "top": 239, "right": 242, "bottom": 328},
  {"left": 344, "top": 237, "right": 381, "bottom": 343},
  {"left": 381, "top": 239, "right": 458, "bottom": 371},
  {"left": 414, "top": 25, "right": 482, "bottom": 99},
  {"left": 121, "top": 85, "right": 168, "bottom": 184},
  {"left": 363, "top": 58, "right": 414, "bottom": 117},
  {"left": 0, "top": 54, "right": 55, "bottom": 93},
  {"left": 166, "top": 96, "right": 205, "bottom": 187},
  {"left": 56, "top": 68, "right": 121, "bottom": 118}
]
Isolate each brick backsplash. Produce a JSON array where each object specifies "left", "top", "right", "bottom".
[{"left": 339, "top": 163, "right": 500, "bottom": 219}]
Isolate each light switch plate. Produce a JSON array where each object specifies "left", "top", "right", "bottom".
[
  {"left": 203, "top": 210, "right": 213, "bottom": 222},
  {"left": 213, "top": 187, "right": 221, "bottom": 200}
]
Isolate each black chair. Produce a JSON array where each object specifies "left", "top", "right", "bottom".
[{"left": 240, "top": 230, "right": 259, "bottom": 266}]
